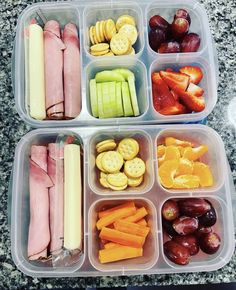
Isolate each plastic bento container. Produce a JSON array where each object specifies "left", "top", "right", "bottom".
[
  {"left": 13, "top": 0, "right": 219, "bottom": 128},
  {"left": 10, "top": 124, "right": 235, "bottom": 277}
]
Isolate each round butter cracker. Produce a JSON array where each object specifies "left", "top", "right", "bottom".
[
  {"left": 107, "top": 172, "right": 128, "bottom": 187},
  {"left": 116, "top": 15, "right": 136, "bottom": 31},
  {"left": 101, "top": 151, "right": 124, "bottom": 173},
  {"left": 110, "top": 33, "right": 130, "bottom": 55},
  {"left": 118, "top": 24, "right": 138, "bottom": 45},
  {"left": 117, "top": 138, "right": 139, "bottom": 160},
  {"left": 105, "top": 19, "right": 117, "bottom": 41},
  {"left": 96, "top": 152, "right": 107, "bottom": 172},
  {"left": 128, "top": 175, "right": 143, "bottom": 187},
  {"left": 124, "top": 157, "right": 146, "bottom": 178}
]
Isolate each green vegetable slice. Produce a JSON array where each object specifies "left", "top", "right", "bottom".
[
  {"left": 95, "top": 70, "right": 125, "bottom": 83},
  {"left": 89, "top": 79, "right": 98, "bottom": 117},
  {"left": 121, "top": 81, "right": 134, "bottom": 117},
  {"left": 128, "top": 75, "right": 140, "bottom": 116}
]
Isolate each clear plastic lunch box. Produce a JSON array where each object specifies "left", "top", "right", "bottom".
[
  {"left": 13, "top": 0, "right": 219, "bottom": 128},
  {"left": 10, "top": 124, "right": 236, "bottom": 277}
]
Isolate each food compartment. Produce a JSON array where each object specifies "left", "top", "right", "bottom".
[
  {"left": 15, "top": 3, "right": 82, "bottom": 124},
  {"left": 160, "top": 196, "right": 229, "bottom": 271},
  {"left": 11, "top": 130, "right": 85, "bottom": 276},
  {"left": 146, "top": 0, "right": 206, "bottom": 55},
  {"left": 83, "top": 2, "right": 144, "bottom": 58},
  {"left": 86, "top": 58, "right": 149, "bottom": 120},
  {"left": 155, "top": 126, "right": 226, "bottom": 193},
  {"left": 88, "top": 198, "right": 159, "bottom": 272},
  {"left": 88, "top": 129, "right": 154, "bottom": 195},
  {"left": 150, "top": 55, "right": 217, "bottom": 121}
]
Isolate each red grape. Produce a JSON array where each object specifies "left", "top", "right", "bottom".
[
  {"left": 196, "top": 226, "right": 212, "bottom": 238},
  {"left": 164, "top": 240, "right": 190, "bottom": 265},
  {"left": 199, "top": 232, "right": 221, "bottom": 254},
  {"left": 181, "top": 33, "right": 201, "bottom": 52},
  {"left": 174, "top": 9, "right": 191, "bottom": 25},
  {"left": 149, "top": 15, "right": 170, "bottom": 32},
  {"left": 149, "top": 29, "right": 166, "bottom": 51},
  {"left": 173, "top": 216, "right": 198, "bottom": 235},
  {"left": 178, "top": 198, "right": 211, "bottom": 217},
  {"left": 158, "top": 41, "right": 180, "bottom": 53},
  {"left": 171, "top": 18, "right": 189, "bottom": 40},
  {"left": 198, "top": 206, "right": 217, "bottom": 227},
  {"left": 173, "top": 235, "right": 199, "bottom": 256},
  {"left": 162, "top": 200, "right": 179, "bottom": 221}
]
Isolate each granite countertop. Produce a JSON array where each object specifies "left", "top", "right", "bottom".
[{"left": 0, "top": 0, "right": 236, "bottom": 289}]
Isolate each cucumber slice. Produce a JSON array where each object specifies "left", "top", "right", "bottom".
[
  {"left": 102, "top": 82, "right": 114, "bottom": 118},
  {"left": 128, "top": 75, "right": 140, "bottom": 116},
  {"left": 95, "top": 70, "right": 125, "bottom": 83},
  {"left": 112, "top": 68, "right": 134, "bottom": 80},
  {"left": 121, "top": 81, "right": 134, "bottom": 117},
  {"left": 116, "top": 82, "right": 124, "bottom": 117},
  {"left": 89, "top": 79, "right": 98, "bottom": 117},
  {"left": 108, "top": 82, "right": 117, "bottom": 117},
  {"left": 97, "top": 83, "right": 104, "bottom": 118}
]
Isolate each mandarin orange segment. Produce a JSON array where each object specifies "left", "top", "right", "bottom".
[
  {"left": 158, "top": 159, "right": 179, "bottom": 188},
  {"left": 172, "top": 174, "right": 200, "bottom": 189},
  {"left": 158, "top": 145, "right": 180, "bottom": 166},
  {"left": 182, "top": 145, "right": 208, "bottom": 161},
  {"left": 157, "top": 145, "right": 166, "bottom": 158},
  {"left": 193, "top": 162, "right": 214, "bottom": 187},
  {"left": 165, "top": 137, "right": 193, "bottom": 147},
  {"left": 176, "top": 158, "right": 194, "bottom": 176}
]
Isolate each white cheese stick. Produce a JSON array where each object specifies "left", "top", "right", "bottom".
[
  {"left": 29, "top": 24, "right": 46, "bottom": 120},
  {"left": 64, "top": 144, "right": 82, "bottom": 250}
]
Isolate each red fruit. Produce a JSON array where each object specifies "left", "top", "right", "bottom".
[
  {"left": 170, "top": 90, "right": 179, "bottom": 101},
  {"left": 174, "top": 89, "right": 205, "bottom": 112},
  {"left": 149, "top": 29, "right": 166, "bottom": 51},
  {"left": 180, "top": 33, "right": 201, "bottom": 52},
  {"left": 164, "top": 240, "right": 190, "bottom": 265},
  {"left": 187, "top": 83, "right": 204, "bottom": 96},
  {"left": 158, "top": 41, "right": 180, "bottom": 53},
  {"left": 173, "top": 216, "right": 198, "bottom": 235},
  {"left": 171, "top": 18, "right": 189, "bottom": 40},
  {"left": 149, "top": 15, "right": 170, "bottom": 32},
  {"left": 162, "top": 219, "right": 178, "bottom": 237},
  {"left": 174, "top": 9, "right": 191, "bottom": 25},
  {"left": 152, "top": 72, "right": 176, "bottom": 109},
  {"left": 178, "top": 198, "right": 211, "bottom": 217},
  {"left": 158, "top": 102, "right": 187, "bottom": 115},
  {"left": 173, "top": 235, "right": 199, "bottom": 256},
  {"left": 199, "top": 232, "right": 221, "bottom": 254},
  {"left": 160, "top": 71, "right": 190, "bottom": 91},
  {"left": 152, "top": 82, "right": 161, "bottom": 111},
  {"left": 198, "top": 206, "right": 217, "bottom": 227},
  {"left": 196, "top": 226, "right": 212, "bottom": 238},
  {"left": 162, "top": 200, "right": 180, "bottom": 221},
  {"left": 179, "top": 66, "right": 203, "bottom": 84}
]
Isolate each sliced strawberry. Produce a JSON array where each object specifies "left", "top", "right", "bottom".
[
  {"left": 187, "top": 83, "right": 204, "bottom": 96},
  {"left": 152, "top": 72, "right": 176, "bottom": 110},
  {"left": 170, "top": 90, "right": 179, "bottom": 101},
  {"left": 160, "top": 71, "right": 190, "bottom": 91},
  {"left": 179, "top": 66, "right": 203, "bottom": 84},
  {"left": 166, "top": 68, "right": 174, "bottom": 72},
  {"left": 175, "top": 88, "right": 205, "bottom": 112},
  {"left": 159, "top": 102, "right": 187, "bottom": 115}
]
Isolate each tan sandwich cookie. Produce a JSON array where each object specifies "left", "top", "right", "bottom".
[
  {"left": 118, "top": 24, "right": 138, "bottom": 45},
  {"left": 100, "top": 172, "right": 108, "bottom": 179},
  {"left": 99, "top": 20, "right": 105, "bottom": 42},
  {"left": 107, "top": 183, "right": 128, "bottom": 191},
  {"left": 100, "top": 177, "right": 110, "bottom": 188},
  {"left": 107, "top": 172, "right": 128, "bottom": 187},
  {"left": 92, "top": 26, "right": 99, "bottom": 44},
  {"left": 97, "top": 141, "right": 117, "bottom": 153},
  {"left": 116, "top": 15, "right": 136, "bottom": 31},
  {"left": 105, "top": 19, "right": 117, "bottom": 41},
  {"left": 124, "top": 157, "right": 146, "bottom": 178},
  {"left": 96, "top": 139, "right": 116, "bottom": 150},
  {"left": 101, "top": 50, "right": 114, "bottom": 56},
  {"left": 101, "top": 151, "right": 124, "bottom": 173},
  {"left": 89, "top": 26, "right": 95, "bottom": 45},
  {"left": 96, "top": 152, "right": 107, "bottom": 172},
  {"left": 90, "top": 49, "right": 110, "bottom": 56},
  {"left": 110, "top": 33, "right": 131, "bottom": 55},
  {"left": 91, "top": 43, "right": 110, "bottom": 53},
  {"left": 128, "top": 175, "right": 143, "bottom": 187},
  {"left": 117, "top": 138, "right": 139, "bottom": 160}
]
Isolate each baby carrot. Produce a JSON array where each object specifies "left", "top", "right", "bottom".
[{"left": 99, "top": 246, "right": 143, "bottom": 263}]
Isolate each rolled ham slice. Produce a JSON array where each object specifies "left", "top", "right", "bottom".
[
  {"left": 28, "top": 146, "right": 53, "bottom": 260},
  {"left": 44, "top": 20, "right": 65, "bottom": 119},
  {"left": 63, "top": 23, "right": 81, "bottom": 118},
  {"left": 48, "top": 143, "right": 64, "bottom": 253}
]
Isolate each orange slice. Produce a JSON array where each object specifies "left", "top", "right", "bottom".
[
  {"left": 158, "top": 145, "right": 180, "bottom": 166},
  {"left": 176, "top": 158, "right": 193, "bottom": 176},
  {"left": 157, "top": 145, "right": 166, "bottom": 158},
  {"left": 193, "top": 162, "right": 214, "bottom": 187},
  {"left": 165, "top": 137, "right": 193, "bottom": 147},
  {"left": 158, "top": 159, "right": 179, "bottom": 188},
  {"left": 172, "top": 175, "right": 200, "bottom": 189},
  {"left": 182, "top": 145, "right": 208, "bottom": 161}
]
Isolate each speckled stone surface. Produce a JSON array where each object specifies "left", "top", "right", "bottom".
[{"left": 0, "top": 0, "right": 236, "bottom": 289}]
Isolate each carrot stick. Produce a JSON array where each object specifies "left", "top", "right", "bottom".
[
  {"left": 99, "top": 246, "right": 143, "bottom": 263},
  {"left": 98, "top": 201, "right": 135, "bottom": 218},
  {"left": 104, "top": 242, "right": 120, "bottom": 249},
  {"left": 99, "top": 227, "right": 145, "bottom": 248},
  {"left": 114, "top": 220, "right": 150, "bottom": 238},
  {"left": 123, "top": 207, "right": 148, "bottom": 223},
  {"left": 137, "top": 218, "right": 147, "bottom": 226},
  {"left": 96, "top": 205, "right": 136, "bottom": 230}
]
